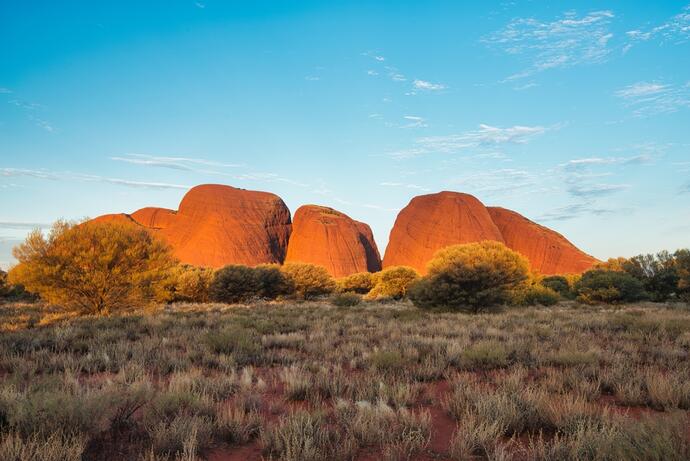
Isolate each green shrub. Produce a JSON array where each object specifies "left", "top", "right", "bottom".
[
  {"left": 280, "top": 263, "right": 335, "bottom": 300},
  {"left": 209, "top": 265, "right": 259, "bottom": 303},
  {"left": 366, "top": 266, "right": 419, "bottom": 300},
  {"left": 336, "top": 272, "right": 374, "bottom": 295},
  {"left": 540, "top": 275, "right": 574, "bottom": 299},
  {"left": 330, "top": 292, "right": 362, "bottom": 307},
  {"left": 511, "top": 284, "right": 560, "bottom": 306},
  {"left": 409, "top": 241, "right": 530, "bottom": 313},
  {"left": 254, "top": 264, "right": 292, "bottom": 299},
  {"left": 575, "top": 269, "right": 647, "bottom": 304}
]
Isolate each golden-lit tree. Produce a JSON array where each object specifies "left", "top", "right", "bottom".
[
  {"left": 8, "top": 220, "right": 176, "bottom": 314},
  {"left": 366, "top": 266, "right": 419, "bottom": 300},
  {"left": 336, "top": 272, "right": 375, "bottom": 294},
  {"left": 409, "top": 241, "right": 530, "bottom": 313},
  {"left": 280, "top": 262, "right": 335, "bottom": 300}
]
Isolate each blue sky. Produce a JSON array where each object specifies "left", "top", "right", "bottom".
[{"left": 1, "top": 1, "right": 689, "bottom": 268}]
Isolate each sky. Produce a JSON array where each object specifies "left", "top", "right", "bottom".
[{"left": 1, "top": 1, "right": 690, "bottom": 269}]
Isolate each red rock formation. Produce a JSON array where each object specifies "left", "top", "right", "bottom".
[
  {"left": 92, "top": 184, "right": 292, "bottom": 268},
  {"left": 285, "top": 205, "right": 381, "bottom": 277},
  {"left": 383, "top": 191, "right": 597, "bottom": 275},
  {"left": 487, "top": 207, "right": 597, "bottom": 275},
  {"left": 383, "top": 192, "right": 504, "bottom": 274}
]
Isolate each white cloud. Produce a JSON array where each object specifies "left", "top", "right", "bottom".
[
  {"left": 112, "top": 154, "right": 242, "bottom": 171},
  {"left": 195, "top": 2, "right": 205, "bottom": 9},
  {"left": 413, "top": 79, "right": 447, "bottom": 91},
  {"left": 625, "top": 5, "right": 690, "bottom": 46},
  {"left": 1, "top": 167, "right": 189, "bottom": 190},
  {"left": 401, "top": 115, "right": 428, "bottom": 129},
  {"left": 484, "top": 10, "right": 615, "bottom": 79},
  {"left": 615, "top": 81, "right": 690, "bottom": 116},
  {"left": 379, "top": 182, "right": 431, "bottom": 192},
  {"left": 385, "top": 123, "right": 549, "bottom": 159}
]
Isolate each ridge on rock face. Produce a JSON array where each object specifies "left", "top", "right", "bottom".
[
  {"left": 92, "top": 184, "right": 292, "bottom": 268},
  {"left": 382, "top": 191, "right": 504, "bottom": 274},
  {"left": 383, "top": 191, "right": 598, "bottom": 275},
  {"left": 487, "top": 207, "right": 598, "bottom": 275},
  {"left": 285, "top": 205, "right": 381, "bottom": 277}
]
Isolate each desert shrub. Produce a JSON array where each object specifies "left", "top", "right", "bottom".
[
  {"left": 409, "top": 241, "right": 530, "bottom": 313},
  {"left": 511, "top": 284, "right": 560, "bottom": 306},
  {"left": 622, "top": 252, "right": 680, "bottom": 302},
  {"left": 8, "top": 220, "right": 176, "bottom": 315},
  {"left": 366, "top": 266, "right": 419, "bottom": 300},
  {"left": 336, "top": 272, "right": 374, "bottom": 294},
  {"left": 594, "top": 257, "right": 629, "bottom": 272},
  {"left": 330, "top": 292, "right": 362, "bottom": 307},
  {"left": 253, "top": 264, "right": 292, "bottom": 299},
  {"left": 168, "top": 265, "right": 214, "bottom": 303},
  {"left": 541, "top": 275, "right": 574, "bottom": 299},
  {"left": 204, "top": 327, "right": 261, "bottom": 364},
  {"left": 575, "top": 269, "right": 647, "bottom": 304},
  {"left": 0, "top": 432, "right": 86, "bottom": 461},
  {"left": 209, "top": 265, "right": 259, "bottom": 303},
  {"left": 280, "top": 262, "right": 335, "bottom": 300},
  {"left": 676, "top": 249, "right": 690, "bottom": 302}
]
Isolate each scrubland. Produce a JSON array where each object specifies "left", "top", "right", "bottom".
[{"left": 1, "top": 300, "right": 689, "bottom": 461}]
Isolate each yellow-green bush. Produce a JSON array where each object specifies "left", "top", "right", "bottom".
[
  {"left": 280, "top": 262, "right": 335, "bottom": 300},
  {"left": 336, "top": 272, "right": 374, "bottom": 295},
  {"left": 366, "top": 266, "right": 419, "bottom": 300},
  {"left": 409, "top": 241, "right": 530, "bottom": 313},
  {"left": 8, "top": 220, "right": 176, "bottom": 314}
]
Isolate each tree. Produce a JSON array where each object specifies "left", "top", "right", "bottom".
[
  {"left": 280, "top": 262, "right": 335, "bottom": 300},
  {"left": 336, "top": 272, "right": 375, "bottom": 295},
  {"left": 409, "top": 241, "right": 530, "bottom": 313},
  {"left": 8, "top": 221, "right": 176, "bottom": 314},
  {"left": 366, "top": 266, "right": 419, "bottom": 300},
  {"left": 621, "top": 252, "right": 679, "bottom": 302},
  {"left": 574, "top": 269, "right": 647, "bottom": 304},
  {"left": 209, "top": 265, "right": 260, "bottom": 303},
  {"left": 675, "top": 249, "right": 690, "bottom": 302}
]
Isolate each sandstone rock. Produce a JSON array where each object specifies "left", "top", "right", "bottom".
[
  {"left": 285, "top": 205, "right": 381, "bottom": 277},
  {"left": 383, "top": 191, "right": 504, "bottom": 274},
  {"left": 383, "top": 191, "right": 597, "bottom": 275},
  {"left": 92, "top": 184, "right": 292, "bottom": 268},
  {"left": 487, "top": 207, "right": 598, "bottom": 275}
]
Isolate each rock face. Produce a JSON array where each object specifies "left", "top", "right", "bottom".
[
  {"left": 285, "top": 205, "right": 381, "bottom": 277},
  {"left": 383, "top": 192, "right": 505, "bottom": 273},
  {"left": 383, "top": 191, "right": 597, "bottom": 275},
  {"left": 93, "top": 184, "right": 292, "bottom": 268},
  {"left": 487, "top": 207, "right": 598, "bottom": 275}
]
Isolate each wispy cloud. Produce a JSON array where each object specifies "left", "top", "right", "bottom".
[
  {"left": 401, "top": 115, "right": 428, "bottom": 129},
  {"left": 538, "top": 201, "right": 620, "bottom": 221},
  {"left": 626, "top": 4, "right": 690, "bottom": 47},
  {"left": 379, "top": 182, "right": 431, "bottom": 192},
  {"left": 194, "top": 2, "right": 205, "bottom": 9},
  {"left": 111, "top": 154, "right": 241, "bottom": 171},
  {"left": 413, "top": 79, "right": 447, "bottom": 91},
  {"left": 448, "top": 168, "right": 546, "bottom": 198},
  {"left": 386, "top": 123, "right": 549, "bottom": 159},
  {"left": 1, "top": 167, "right": 189, "bottom": 190},
  {"left": 484, "top": 10, "right": 615, "bottom": 80},
  {"left": 0, "top": 88, "right": 12, "bottom": 94},
  {"left": 0, "top": 221, "right": 51, "bottom": 230},
  {"left": 615, "top": 81, "right": 690, "bottom": 116}
]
